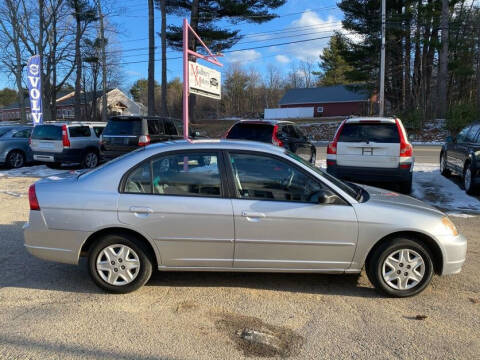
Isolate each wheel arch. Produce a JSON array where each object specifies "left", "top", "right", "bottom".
[
  {"left": 80, "top": 227, "right": 159, "bottom": 268},
  {"left": 364, "top": 231, "right": 443, "bottom": 275}
]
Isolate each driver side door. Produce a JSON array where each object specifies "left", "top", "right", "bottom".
[{"left": 227, "top": 151, "right": 358, "bottom": 270}]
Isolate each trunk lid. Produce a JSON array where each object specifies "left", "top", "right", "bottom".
[{"left": 30, "top": 125, "right": 63, "bottom": 154}]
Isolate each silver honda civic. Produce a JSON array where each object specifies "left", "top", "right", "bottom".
[{"left": 23, "top": 140, "right": 467, "bottom": 297}]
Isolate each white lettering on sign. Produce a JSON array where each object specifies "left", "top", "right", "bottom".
[{"left": 188, "top": 61, "right": 221, "bottom": 100}]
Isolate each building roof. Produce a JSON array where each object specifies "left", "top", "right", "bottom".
[{"left": 279, "top": 85, "right": 369, "bottom": 106}]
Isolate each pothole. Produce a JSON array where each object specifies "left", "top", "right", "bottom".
[{"left": 214, "top": 312, "right": 303, "bottom": 358}]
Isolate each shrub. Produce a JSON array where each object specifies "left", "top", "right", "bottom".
[
  {"left": 446, "top": 103, "right": 479, "bottom": 135},
  {"left": 399, "top": 108, "right": 423, "bottom": 133}
]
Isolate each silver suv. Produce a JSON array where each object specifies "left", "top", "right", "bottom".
[{"left": 30, "top": 122, "right": 105, "bottom": 168}]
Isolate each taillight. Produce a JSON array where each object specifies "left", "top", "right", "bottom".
[
  {"left": 28, "top": 184, "right": 40, "bottom": 211},
  {"left": 138, "top": 135, "right": 150, "bottom": 146},
  {"left": 396, "top": 119, "right": 413, "bottom": 157},
  {"left": 62, "top": 125, "right": 70, "bottom": 148},
  {"left": 327, "top": 120, "right": 346, "bottom": 155},
  {"left": 272, "top": 125, "right": 283, "bottom": 147}
]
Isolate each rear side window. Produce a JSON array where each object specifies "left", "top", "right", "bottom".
[
  {"left": 147, "top": 119, "right": 164, "bottom": 135},
  {"left": 456, "top": 126, "right": 471, "bottom": 143},
  {"left": 93, "top": 126, "right": 104, "bottom": 137},
  {"left": 69, "top": 126, "right": 91, "bottom": 137},
  {"left": 31, "top": 125, "right": 62, "bottom": 140},
  {"left": 338, "top": 123, "right": 399, "bottom": 143},
  {"left": 226, "top": 123, "right": 273, "bottom": 143},
  {"left": 103, "top": 119, "right": 142, "bottom": 136},
  {"left": 164, "top": 119, "right": 178, "bottom": 135},
  {"left": 124, "top": 162, "right": 152, "bottom": 194}
]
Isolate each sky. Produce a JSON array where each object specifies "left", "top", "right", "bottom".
[{"left": 0, "top": 0, "right": 346, "bottom": 93}]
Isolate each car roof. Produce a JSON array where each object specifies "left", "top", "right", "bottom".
[
  {"left": 235, "top": 119, "right": 295, "bottom": 126},
  {"left": 39, "top": 121, "right": 106, "bottom": 127},
  {"left": 345, "top": 116, "right": 397, "bottom": 124}
]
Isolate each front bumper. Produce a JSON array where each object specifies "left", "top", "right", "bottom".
[
  {"left": 438, "top": 233, "right": 467, "bottom": 275},
  {"left": 23, "top": 211, "right": 90, "bottom": 265}
]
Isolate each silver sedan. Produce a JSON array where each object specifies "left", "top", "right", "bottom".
[{"left": 23, "top": 140, "right": 467, "bottom": 296}]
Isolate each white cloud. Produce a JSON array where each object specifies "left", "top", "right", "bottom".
[
  {"left": 285, "top": 10, "right": 342, "bottom": 61},
  {"left": 275, "top": 55, "right": 291, "bottom": 64},
  {"left": 226, "top": 49, "right": 261, "bottom": 63}
]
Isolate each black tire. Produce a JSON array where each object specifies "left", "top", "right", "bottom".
[
  {"left": 463, "top": 163, "right": 478, "bottom": 195},
  {"left": 440, "top": 152, "right": 451, "bottom": 177},
  {"left": 399, "top": 174, "right": 413, "bottom": 194},
  {"left": 82, "top": 150, "right": 99, "bottom": 169},
  {"left": 367, "top": 238, "right": 434, "bottom": 297},
  {"left": 88, "top": 233, "right": 153, "bottom": 294},
  {"left": 6, "top": 150, "right": 25, "bottom": 169}
]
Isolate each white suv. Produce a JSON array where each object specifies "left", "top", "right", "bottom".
[{"left": 326, "top": 117, "right": 414, "bottom": 193}]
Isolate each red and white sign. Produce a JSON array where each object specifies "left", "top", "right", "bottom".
[{"left": 188, "top": 61, "right": 221, "bottom": 100}]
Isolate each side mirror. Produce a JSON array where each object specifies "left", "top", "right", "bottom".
[
  {"left": 446, "top": 136, "right": 454, "bottom": 143},
  {"left": 310, "top": 190, "right": 341, "bottom": 205}
]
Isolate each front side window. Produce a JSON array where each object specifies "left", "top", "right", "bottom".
[
  {"left": 229, "top": 152, "right": 327, "bottom": 203},
  {"left": 456, "top": 126, "right": 471, "bottom": 143},
  {"left": 466, "top": 124, "right": 480, "bottom": 143},
  {"left": 12, "top": 129, "right": 31, "bottom": 138}
]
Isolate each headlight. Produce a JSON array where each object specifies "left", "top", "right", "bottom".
[{"left": 441, "top": 217, "right": 458, "bottom": 236}]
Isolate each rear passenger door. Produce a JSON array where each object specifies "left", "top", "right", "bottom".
[{"left": 117, "top": 151, "right": 235, "bottom": 268}]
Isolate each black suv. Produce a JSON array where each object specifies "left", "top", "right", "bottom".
[
  {"left": 225, "top": 120, "right": 317, "bottom": 164},
  {"left": 440, "top": 122, "right": 480, "bottom": 194},
  {"left": 100, "top": 116, "right": 182, "bottom": 161}
]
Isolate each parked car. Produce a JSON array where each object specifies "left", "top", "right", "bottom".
[
  {"left": 225, "top": 120, "right": 317, "bottom": 164},
  {"left": 30, "top": 122, "right": 105, "bottom": 169},
  {"left": 0, "top": 125, "right": 33, "bottom": 168},
  {"left": 440, "top": 122, "right": 480, "bottom": 194},
  {"left": 24, "top": 140, "right": 466, "bottom": 297},
  {"left": 100, "top": 116, "right": 182, "bottom": 161},
  {"left": 326, "top": 117, "right": 414, "bottom": 193}
]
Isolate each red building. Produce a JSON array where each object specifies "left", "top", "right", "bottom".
[{"left": 279, "top": 85, "right": 372, "bottom": 117}]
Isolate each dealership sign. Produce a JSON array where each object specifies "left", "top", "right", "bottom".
[
  {"left": 27, "top": 55, "right": 43, "bottom": 125},
  {"left": 188, "top": 61, "right": 221, "bottom": 100}
]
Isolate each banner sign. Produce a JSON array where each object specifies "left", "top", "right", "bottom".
[
  {"left": 188, "top": 61, "right": 221, "bottom": 100},
  {"left": 27, "top": 55, "right": 43, "bottom": 125}
]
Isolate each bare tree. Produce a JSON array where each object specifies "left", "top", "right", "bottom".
[{"left": 437, "top": 0, "right": 449, "bottom": 119}]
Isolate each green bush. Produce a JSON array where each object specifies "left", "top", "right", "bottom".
[
  {"left": 446, "top": 103, "right": 479, "bottom": 135},
  {"left": 399, "top": 109, "right": 423, "bottom": 132}
]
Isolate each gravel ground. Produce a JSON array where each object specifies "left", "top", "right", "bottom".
[{"left": 0, "top": 176, "right": 479, "bottom": 360}]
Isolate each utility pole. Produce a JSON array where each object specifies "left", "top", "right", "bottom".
[
  {"left": 379, "top": 0, "right": 386, "bottom": 117},
  {"left": 96, "top": 0, "right": 108, "bottom": 122},
  {"left": 147, "top": 0, "right": 155, "bottom": 116}
]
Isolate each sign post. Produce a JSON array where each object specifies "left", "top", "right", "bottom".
[
  {"left": 27, "top": 55, "right": 43, "bottom": 126},
  {"left": 182, "top": 18, "right": 223, "bottom": 140}
]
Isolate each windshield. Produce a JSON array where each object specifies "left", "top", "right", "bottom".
[{"left": 285, "top": 151, "right": 362, "bottom": 200}]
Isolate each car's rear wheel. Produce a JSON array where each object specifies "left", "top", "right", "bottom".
[
  {"left": 440, "top": 152, "right": 451, "bottom": 177},
  {"left": 83, "top": 151, "right": 99, "bottom": 169},
  {"left": 88, "top": 234, "right": 153, "bottom": 293},
  {"left": 399, "top": 175, "right": 413, "bottom": 194},
  {"left": 367, "top": 238, "right": 434, "bottom": 297},
  {"left": 6, "top": 150, "right": 25, "bottom": 168},
  {"left": 463, "top": 163, "right": 477, "bottom": 195}
]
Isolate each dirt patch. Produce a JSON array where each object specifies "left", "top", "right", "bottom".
[
  {"left": 213, "top": 312, "right": 303, "bottom": 358},
  {"left": 174, "top": 300, "right": 198, "bottom": 313}
]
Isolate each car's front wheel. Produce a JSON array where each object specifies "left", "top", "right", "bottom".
[
  {"left": 463, "top": 163, "right": 477, "bottom": 195},
  {"left": 440, "top": 152, "right": 451, "bottom": 177},
  {"left": 367, "top": 238, "right": 434, "bottom": 297},
  {"left": 6, "top": 150, "right": 25, "bottom": 168},
  {"left": 88, "top": 234, "right": 153, "bottom": 293}
]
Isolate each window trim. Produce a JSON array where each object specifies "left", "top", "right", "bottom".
[
  {"left": 119, "top": 149, "right": 228, "bottom": 199},
  {"left": 223, "top": 150, "right": 349, "bottom": 205}
]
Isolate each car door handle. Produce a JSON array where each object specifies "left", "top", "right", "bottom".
[
  {"left": 129, "top": 206, "right": 153, "bottom": 214},
  {"left": 241, "top": 211, "right": 266, "bottom": 218}
]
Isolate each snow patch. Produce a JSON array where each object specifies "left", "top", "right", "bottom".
[{"left": 0, "top": 165, "right": 69, "bottom": 178}]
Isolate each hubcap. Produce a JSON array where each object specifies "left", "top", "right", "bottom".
[
  {"left": 96, "top": 244, "right": 140, "bottom": 286},
  {"left": 382, "top": 249, "right": 425, "bottom": 290},
  {"left": 10, "top": 152, "right": 23, "bottom": 168},
  {"left": 440, "top": 155, "right": 445, "bottom": 172},
  {"left": 85, "top": 153, "right": 98, "bottom": 168},
  {"left": 465, "top": 168, "right": 472, "bottom": 190}
]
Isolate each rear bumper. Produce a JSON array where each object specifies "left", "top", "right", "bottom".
[
  {"left": 33, "top": 149, "right": 83, "bottom": 164},
  {"left": 437, "top": 234, "right": 467, "bottom": 275},
  {"left": 23, "top": 211, "right": 89, "bottom": 265},
  {"left": 327, "top": 163, "right": 412, "bottom": 182}
]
